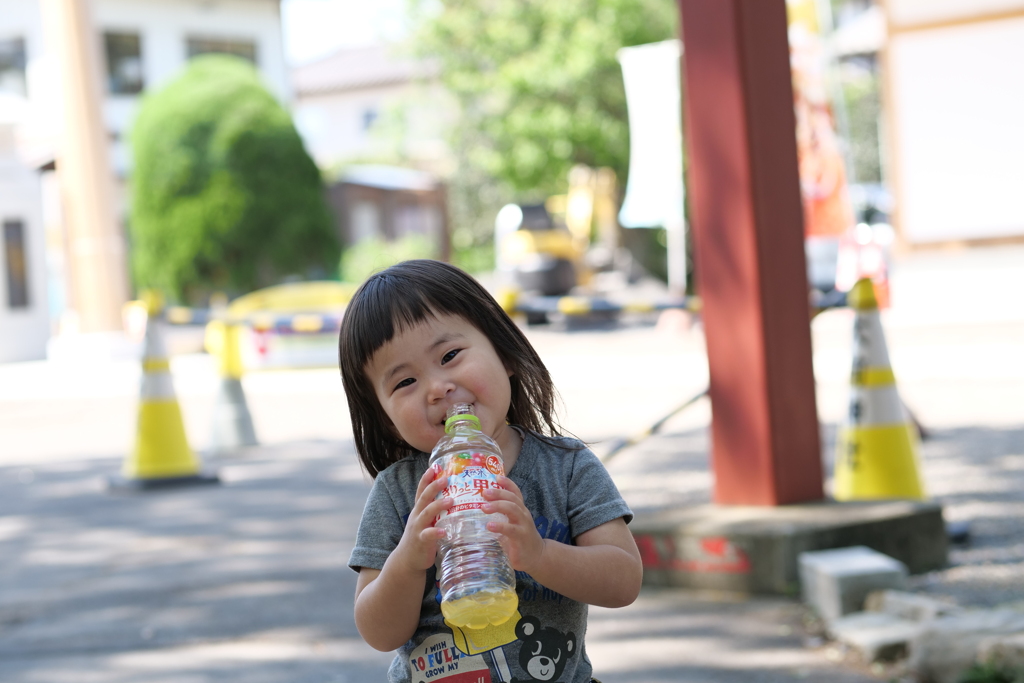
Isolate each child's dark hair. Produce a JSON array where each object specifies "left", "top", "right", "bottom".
[{"left": 339, "top": 259, "right": 563, "bottom": 477}]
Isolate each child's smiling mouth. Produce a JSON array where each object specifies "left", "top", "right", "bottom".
[{"left": 439, "top": 403, "right": 474, "bottom": 427}]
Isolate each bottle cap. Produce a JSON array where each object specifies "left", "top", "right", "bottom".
[{"left": 444, "top": 403, "right": 480, "bottom": 433}]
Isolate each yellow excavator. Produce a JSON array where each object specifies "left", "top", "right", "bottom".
[{"left": 496, "top": 165, "right": 621, "bottom": 297}]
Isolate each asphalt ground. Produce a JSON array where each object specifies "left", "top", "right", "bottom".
[
  {"left": 0, "top": 443, "right": 883, "bottom": 683},
  {"left": 1, "top": 245, "right": 1022, "bottom": 682}
]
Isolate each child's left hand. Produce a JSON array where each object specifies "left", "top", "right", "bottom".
[{"left": 480, "top": 477, "right": 545, "bottom": 573}]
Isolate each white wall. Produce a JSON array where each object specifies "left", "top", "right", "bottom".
[
  {"left": 0, "top": 0, "right": 45, "bottom": 66},
  {"left": 887, "top": 0, "right": 1024, "bottom": 29},
  {"left": 0, "top": 0, "right": 57, "bottom": 167},
  {"left": 888, "top": 16, "right": 1024, "bottom": 242},
  {"left": 293, "top": 81, "right": 454, "bottom": 169},
  {"left": 0, "top": 127, "right": 49, "bottom": 363},
  {"left": 0, "top": 1, "right": 45, "bottom": 82},
  {"left": 294, "top": 83, "right": 404, "bottom": 166}
]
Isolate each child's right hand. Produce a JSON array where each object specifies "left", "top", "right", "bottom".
[{"left": 392, "top": 467, "right": 452, "bottom": 573}]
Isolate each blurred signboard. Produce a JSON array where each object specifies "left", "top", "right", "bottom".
[
  {"left": 885, "top": 0, "right": 1024, "bottom": 242},
  {"left": 887, "top": 0, "right": 1024, "bottom": 30},
  {"left": 616, "top": 39, "right": 686, "bottom": 294},
  {"left": 787, "top": 0, "right": 858, "bottom": 239}
]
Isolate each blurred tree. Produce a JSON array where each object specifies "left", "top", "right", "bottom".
[
  {"left": 841, "top": 61, "right": 882, "bottom": 185},
  {"left": 130, "top": 56, "right": 338, "bottom": 303},
  {"left": 413, "top": 0, "right": 677, "bottom": 210}
]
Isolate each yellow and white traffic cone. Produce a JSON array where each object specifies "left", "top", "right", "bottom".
[
  {"left": 207, "top": 320, "right": 258, "bottom": 453},
  {"left": 833, "top": 278, "right": 925, "bottom": 501},
  {"left": 110, "top": 292, "right": 218, "bottom": 490}
]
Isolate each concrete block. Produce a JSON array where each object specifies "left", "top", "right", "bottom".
[
  {"left": 827, "top": 611, "right": 923, "bottom": 662},
  {"left": 631, "top": 499, "right": 946, "bottom": 595},
  {"left": 799, "top": 546, "right": 907, "bottom": 622},
  {"left": 978, "top": 633, "right": 1024, "bottom": 671},
  {"left": 864, "top": 589, "right": 961, "bottom": 622},
  {"left": 909, "top": 609, "right": 1024, "bottom": 683}
]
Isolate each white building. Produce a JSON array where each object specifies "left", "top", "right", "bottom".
[
  {"left": 829, "top": 0, "right": 1024, "bottom": 245},
  {"left": 882, "top": 0, "right": 1024, "bottom": 244},
  {"left": 1, "top": 0, "right": 289, "bottom": 175},
  {"left": 291, "top": 43, "right": 453, "bottom": 172},
  {"left": 0, "top": 0, "right": 289, "bottom": 360},
  {"left": 0, "top": 103, "right": 48, "bottom": 363}
]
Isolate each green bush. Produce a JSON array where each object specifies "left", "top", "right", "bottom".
[
  {"left": 841, "top": 66, "right": 883, "bottom": 184},
  {"left": 340, "top": 235, "right": 437, "bottom": 284},
  {"left": 130, "top": 55, "right": 338, "bottom": 303},
  {"left": 452, "top": 242, "right": 495, "bottom": 275},
  {"left": 959, "top": 662, "right": 1024, "bottom": 683}
]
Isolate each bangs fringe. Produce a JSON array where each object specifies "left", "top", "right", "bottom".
[{"left": 348, "top": 278, "right": 433, "bottom": 370}]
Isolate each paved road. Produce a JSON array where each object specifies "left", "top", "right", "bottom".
[
  {"left": 1, "top": 244, "right": 1022, "bottom": 682},
  {"left": 0, "top": 443, "right": 878, "bottom": 683}
]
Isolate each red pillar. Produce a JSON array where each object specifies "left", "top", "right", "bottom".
[{"left": 679, "top": 0, "right": 823, "bottom": 505}]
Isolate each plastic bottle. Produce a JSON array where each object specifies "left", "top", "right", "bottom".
[{"left": 429, "top": 403, "right": 518, "bottom": 629}]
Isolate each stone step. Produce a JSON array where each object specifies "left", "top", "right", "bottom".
[
  {"left": 827, "top": 611, "right": 923, "bottom": 662},
  {"left": 631, "top": 500, "right": 946, "bottom": 595},
  {"left": 864, "top": 589, "right": 961, "bottom": 622},
  {"left": 799, "top": 546, "right": 908, "bottom": 622}
]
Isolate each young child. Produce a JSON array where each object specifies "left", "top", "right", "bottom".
[{"left": 340, "top": 259, "right": 642, "bottom": 683}]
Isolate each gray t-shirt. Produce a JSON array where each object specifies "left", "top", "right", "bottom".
[{"left": 349, "top": 430, "right": 633, "bottom": 683}]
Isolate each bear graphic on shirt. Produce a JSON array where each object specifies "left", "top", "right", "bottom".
[{"left": 510, "top": 616, "right": 575, "bottom": 682}]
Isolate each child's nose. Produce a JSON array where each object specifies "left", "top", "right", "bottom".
[{"left": 427, "top": 375, "right": 455, "bottom": 402}]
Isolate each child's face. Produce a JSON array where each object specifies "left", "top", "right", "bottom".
[{"left": 366, "top": 313, "right": 515, "bottom": 455}]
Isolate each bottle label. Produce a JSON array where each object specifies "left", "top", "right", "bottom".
[{"left": 432, "top": 452, "right": 504, "bottom": 522}]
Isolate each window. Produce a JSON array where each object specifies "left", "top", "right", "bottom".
[
  {"left": 187, "top": 37, "right": 257, "bottom": 65},
  {"left": 362, "top": 107, "right": 379, "bottom": 131},
  {"left": 3, "top": 220, "right": 29, "bottom": 309},
  {"left": 104, "top": 32, "right": 143, "bottom": 95},
  {"left": 0, "top": 37, "right": 27, "bottom": 97}
]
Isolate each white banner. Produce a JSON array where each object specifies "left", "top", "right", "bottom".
[{"left": 617, "top": 39, "right": 686, "bottom": 293}]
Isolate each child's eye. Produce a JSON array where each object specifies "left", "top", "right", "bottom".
[
  {"left": 441, "top": 349, "right": 461, "bottom": 365},
  {"left": 394, "top": 378, "right": 415, "bottom": 391}
]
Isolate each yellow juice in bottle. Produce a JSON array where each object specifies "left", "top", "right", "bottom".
[{"left": 440, "top": 588, "right": 519, "bottom": 630}]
